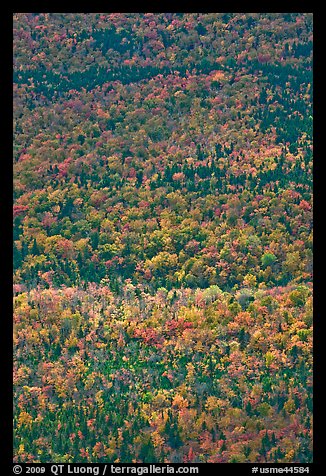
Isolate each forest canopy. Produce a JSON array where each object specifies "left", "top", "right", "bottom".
[{"left": 13, "top": 13, "right": 313, "bottom": 464}]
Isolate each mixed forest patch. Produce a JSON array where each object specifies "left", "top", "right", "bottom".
[{"left": 13, "top": 13, "right": 313, "bottom": 463}]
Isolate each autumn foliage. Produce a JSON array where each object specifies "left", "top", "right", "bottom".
[{"left": 13, "top": 13, "right": 313, "bottom": 463}]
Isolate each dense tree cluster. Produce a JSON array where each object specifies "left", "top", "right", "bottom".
[
  {"left": 13, "top": 13, "right": 313, "bottom": 463},
  {"left": 14, "top": 284, "right": 312, "bottom": 463}
]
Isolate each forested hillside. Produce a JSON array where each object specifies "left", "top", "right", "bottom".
[{"left": 13, "top": 13, "right": 313, "bottom": 463}]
